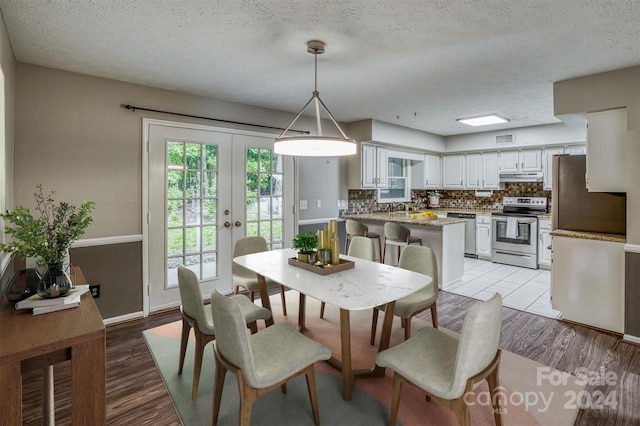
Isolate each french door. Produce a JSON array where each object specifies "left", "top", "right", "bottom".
[{"left": 144, "top": 120, "right": 294, "bottom": 313}]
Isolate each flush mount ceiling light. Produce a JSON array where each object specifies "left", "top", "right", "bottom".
[
  {"left": 457, "top": 114, "right": 510, "bottom": 127},
  {"left": 274, "top": 40, "right": 356, "bottom": 157}
]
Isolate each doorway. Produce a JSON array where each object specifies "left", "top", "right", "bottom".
[{"left": 143, "top": 119, "right": 294, "bottom": 314}]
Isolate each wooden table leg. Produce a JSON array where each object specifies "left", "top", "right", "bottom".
[
  {"left": 353, "top": 300, "right": 396, "bottom": 379},
  {"left": 256, "top": 274, "right": 275, "bottom": 327},
  {"left": 339, "top": 308, "right": 353, "bottom": 400},
  {"left": 71, "top": 333, "right": 106, "bottom": 424},
  {"left": 0, "top": 361, "right": 22, "bottom": 425},
  {"left": 43, "top": 365, "right": 55, "bottom": 425},
  {"left": 298, "top": 293, "right": 307, "bottom": 331}
]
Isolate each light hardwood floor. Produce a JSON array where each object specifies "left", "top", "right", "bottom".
[{"left": 21, "top": 291, "right": 640, "bottom": 425}]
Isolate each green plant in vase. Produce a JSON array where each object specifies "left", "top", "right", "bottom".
[
  {"left": 292, "top": 231, "right": 317, "bottom": 263},
  {"left": 0, "top": 184, "right": 96, "bottom": 298}
]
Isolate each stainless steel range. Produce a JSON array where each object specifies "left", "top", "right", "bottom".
[{"left": 492, "top": 197, "right": 547, "bottom": 269}]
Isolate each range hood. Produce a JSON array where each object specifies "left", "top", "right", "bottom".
[{"left": 499, "top": 172, "right": 543, "bottom": 182}]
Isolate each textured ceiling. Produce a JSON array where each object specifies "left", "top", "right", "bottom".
[{"left": 1, "top": 0, "right": 639, "bottom": 136}]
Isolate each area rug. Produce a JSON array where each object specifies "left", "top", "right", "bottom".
[{"left": 144, "top": 292, "right": 585, "bottom": 425}]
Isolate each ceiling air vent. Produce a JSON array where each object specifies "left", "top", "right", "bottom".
[{"left": 495, "top": 133, "right": 515, "bottom": 145}]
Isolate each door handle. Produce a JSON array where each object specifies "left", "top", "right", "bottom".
[
  {"left": 234, "top": 221, "right": 242, "bottom": 227},
  {"left": 224, "top": 221, "right": 231, "bottom": 228},
  {"left": 224, "top": 209, "right": 230, "bottom": 215}
]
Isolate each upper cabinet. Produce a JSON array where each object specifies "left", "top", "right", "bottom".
[
  {"left": 586, "top": 108, "right": 627, "bottom": 192},
  {"left": 424, "top": 153, "right": 441, "bottom": 189},
  {"left": 543, "top": 147, "right": 565, "bottom": 190},
  {"left": 499, "top": 149, "right": 542, "bottom": 173},
  {"left": 465, "top": 153, "right": 482, "bottom": 189},
  {"left": 482, "top": 152, "right": 500, "bottom": 189},
  {"left": 359, "top": 143, "right": 388, "bottom": 188},
  {"left": 442, "top": 155, "right": 465, "bottom": 188}
]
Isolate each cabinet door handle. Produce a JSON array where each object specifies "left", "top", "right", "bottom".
[
  {"left": 460, "top": 179, "right": 463, "bottom": 186},
  {"left": 477, "top": 179, "right": 479, "bottom": 185},
  {"left": 521, "top": 162, "right": 524, "bottom": 169}
]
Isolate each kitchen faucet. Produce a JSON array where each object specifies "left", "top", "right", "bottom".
[{"left": 389, "top": 202, "right": 406, "bottom": 213}]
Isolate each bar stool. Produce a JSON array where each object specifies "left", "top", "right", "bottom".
[
  {"left": 383, "top": 222, "right": 422, "bottom": 265},
  {"left": 344, "top": 219, "right": 382, "bottom": 262}
]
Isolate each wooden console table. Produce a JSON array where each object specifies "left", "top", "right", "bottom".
[{"left": 0, "top": 277, "right": 106, "bottom": 424}]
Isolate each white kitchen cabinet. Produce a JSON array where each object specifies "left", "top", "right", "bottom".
[
  {"left": 360, "top": 143, "right": 388, "bottom": 188},
  {"left": 543, "top": 147, "right": 565, "bottom": 190},
  {"left": 424, "top": 153, "right": 441, "bottom": 189},
  {"left": 482, "top": 152, "right": 500, "bottom": 189},
  {"left": 465, "top": 153, "right": 482, "bottom": 189},
  {"left": 537, "top": 219, "right": 552, "bottom": 268},
  {"left": 476, "top": 215, "right": 492, "bottom": 260},
  {"left": 499, "top": 149, "right": 542, "bottom": 173},
  {"left": 566, "top": 144, "right": 586, "bottom": 155},
  {"left": 551, "top": 235, "right": 625, "bottom": 333},
  {"left": 442, "top": 155, "right": 465, "bottom": 188},
  {"left": 586, "top": 108, "right": 627, "bottom": 192}
]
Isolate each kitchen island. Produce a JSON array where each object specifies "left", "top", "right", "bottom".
[{"left": 340, "top": 211, "right": 466, "bottom": 289}]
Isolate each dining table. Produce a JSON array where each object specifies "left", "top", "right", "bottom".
[{"left": 233, "top": 248, "right": 431, "bottom": 400}]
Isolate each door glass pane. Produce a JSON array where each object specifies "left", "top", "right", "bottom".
[
  {"left": 244, "top": 148, "right": 285, "bottom": 249},
  {"left": 166, "top": 140, "right": 219, "bottom": 285}
]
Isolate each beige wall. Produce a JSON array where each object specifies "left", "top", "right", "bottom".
[
  {"left": 15, "top": 64, "right": 330, "bottom": 238},
  {"left": 554, "top": 66, "right": 640, "bottom": 244},
  {"left": 13, "top": 64, "right": 339, "bottom": 317},
  {"left": 0, "top": 11, "right": 15, "bottom": 276}
]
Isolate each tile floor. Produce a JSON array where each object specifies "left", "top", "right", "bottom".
[{"left": 445, "top": 258, "right": 562, "bottom": 319}]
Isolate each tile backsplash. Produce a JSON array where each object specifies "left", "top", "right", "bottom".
[{"left": 346, "top": 183, "right": 551, "bottom": 213}]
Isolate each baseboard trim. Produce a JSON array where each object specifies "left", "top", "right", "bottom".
[
  {"left": 623, "top": 334, "right": 640, "bottom": 345},
  {"left": 624, "top": 243, "right": 640, "bottom": 253},
  {"left": 150, "top": 301, "right": 181, "bottom": 314},
  {"left": 103, "top": 311, "right": 144, "bottom": 326},
  {"left": 71, "top": 235, "right": 143, "bottom": 248}
]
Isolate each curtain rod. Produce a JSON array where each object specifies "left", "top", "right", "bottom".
[{"left": 120, "top": 104, "right": 309, "bottom": 134}]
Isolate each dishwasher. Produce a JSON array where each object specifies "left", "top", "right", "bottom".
[{"left": 447, "top": 213, "right": 477, "bottom": 258}]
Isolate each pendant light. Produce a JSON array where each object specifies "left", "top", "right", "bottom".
[{"left": 274, "top": 40, "right": 356, "bottom": 156}]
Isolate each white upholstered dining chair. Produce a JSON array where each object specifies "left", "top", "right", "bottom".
[
  {"left": 233, "top": 236, "right": 288, "bottom": 315},
  {"left": 210, "top": 290, "right": 332, "bottom": 426},
  {"left": 376, "top": 293, "right": 504, "bottom": 426},
  {"left": 370, "top": 244, "right": 439, "bottom": 345},
  {"left": 176, "top": 265, "right": 271, "bottom": 400},
  {"left": 320, "top": 236, "right": 376, "bottom": 319}
]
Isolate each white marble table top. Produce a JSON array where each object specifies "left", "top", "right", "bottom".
[{"left": 234, "top": 248, "right": 431, "bottom": 311}]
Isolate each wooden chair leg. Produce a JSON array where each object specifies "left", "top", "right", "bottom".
[
  {"left": 192, "top": 329, "right": 207, "bottom": 400},
  {"left": 178, "top": 318, "right": 191, "bottom": 374},
  {"left": 280, "top": 285, "right": 287, "bottom": 316},
  {"left": 233, "top": 284, "right": 240, "bottom": 295},
  {"left": 237, "top": 375, "right": 258, "bottom": 426},
  {"left": 450, "top": 397, "right": 471, "bottom": 426},
  {"left": 249, "top": 291, "right": 255, "bottom": 302},
  {"left": 370, "top": 308, "right": 379, "bottom": 345},
  {"left": 304, "top": 366, "right": 321, "bottom": 426},
  {"left": 431, "top": 304, "right": 439, "bottom": 329},
  {"left": 404, "top": 317, "right": 412, "bottom": 341},
  {"left": 212, "top": 356, "right": 227, "bottom": 426},
  {"left": 388, "top": 373, "right": 404, "bottom": 426},
  {"left": 320, "top": 302, "right": 326, "bottom": 319},
  {"left": 487, "top": 356, "right": 503, "bottom": 426},
  {"left": 247, "top": 321, "right": 258, "bottom": 334},
  {"left": 382, "top": 240, "right": 387, "bottom": 265}
]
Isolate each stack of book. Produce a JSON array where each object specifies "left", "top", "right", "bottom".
[{"left": 15, "top": 285, "right": 90, "bottom": 315}]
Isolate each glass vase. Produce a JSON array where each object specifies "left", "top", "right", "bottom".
[{"left": 37, "top": 262, "right": 72, "bottom": 298}]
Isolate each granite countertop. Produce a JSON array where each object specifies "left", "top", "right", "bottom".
[
  {"left": 340, "top": 212, "right": 467, "bottom": 227},
  {"left": 550, "top": 229, "right": 627, "bottom": 244}
]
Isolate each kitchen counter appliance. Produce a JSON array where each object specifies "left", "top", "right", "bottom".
[
  {"left": 447, "top": 212, "right": 476, "bottom": 258},
  {"left": 491, "top": 197, "right": 547, "bottom": 269}
]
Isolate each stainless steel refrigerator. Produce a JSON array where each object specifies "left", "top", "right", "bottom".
[{"left": 551, "top": 154, "right": 626, "bottom": 234}]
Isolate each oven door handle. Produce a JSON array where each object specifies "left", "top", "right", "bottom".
[
  {"left": 494, "top": 250, "right": 535, "bottom": 258},
  {"left": 492, "top": 217, "right": 536, "bottom": 224}
]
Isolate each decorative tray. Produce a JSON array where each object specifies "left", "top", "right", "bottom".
[{"left": 288, "top": 257, "right": 355, "bottom": 275}]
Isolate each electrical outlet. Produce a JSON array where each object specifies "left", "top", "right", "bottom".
[
  {"left": 316, "top": 200, "right": 321, "bottom": 208},
  {"left": 299, "top": 200, "right": 307, "bottom": 210},
  {"left": 89, "top": 284, "right": 100, "bottom": 298}
]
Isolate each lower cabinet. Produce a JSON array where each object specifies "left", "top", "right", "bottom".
[
  {"left": 551, "top": 235, "right": 625, "bottom": 333},
  {"left": 538, "top": 219, "right": 552, "bottom": 269},
  {"left": 476, "top": 215, "right": 492, "bottom": 260}
]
